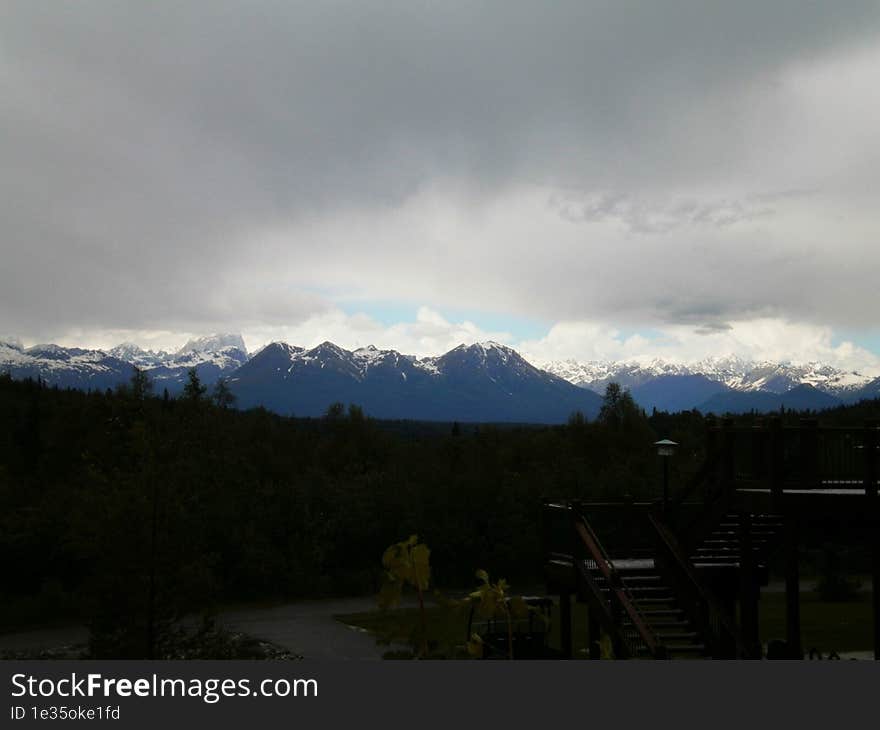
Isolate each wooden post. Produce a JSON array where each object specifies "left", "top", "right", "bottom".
[
  {"left": 859, "top": 424, "right": 878, "bottom": 659},
  {"left": 559, "top": 591, "right": 572, "bottom": 659},
  {"left": 722, "top": 418, "right": 735, "bottom": 498},
  {"left": 738, "top": 511, "right": 760, "bottom": 658},
  {"left": 609, "top": 596, "right": 624, "bottom": 658},
  {"left": 865, "top": 420, "right": 878, "bottom": 498},
  {"left": 705, "top": 417, "right": 718, "bottom": 504},
  {"left": 751, "top": 418, "right": 766, "bottom": 481},
  {"left": 784, "top": 515, "right": 802, "bottom": 658},
  {"left": 873, "top": 528, "right": 880, "bottom": 661},
  {"left": 799, "top": 419, "right": 820, "bottom": 489},
  {"left": 720, "top": 593, "right": 737, "bottom": 659},
  {"left": 588, "top": 605, "right": 601, "bottom": 660},
  {"left": 769, "top": 417, "right": 784, "bottom": 505}
]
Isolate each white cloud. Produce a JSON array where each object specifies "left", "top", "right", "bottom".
[
  {"left": 32, "top": 308, "right": 880, "bottom": 378},
  {"left": 2, "top": 4, "right": 879, "bottom": 364},
  {"left": 241, "top": 306, "right": 512, "bottom": 357},
  {"left": 520, "top": 318, "right": 880, "bottom": 375}
]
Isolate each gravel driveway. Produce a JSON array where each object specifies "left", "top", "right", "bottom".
[{"left": 0, "top": 596, "right": 395, "bottom": 660}]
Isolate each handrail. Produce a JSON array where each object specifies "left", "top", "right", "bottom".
[
  {"left": 662, "top": 447, "right": 731, "bottom": 555},
  {"left": 667, "top": 448, "right": 721, "bottom": 514},
  {"left": 677, "top": 477, "right": 733, "bottom": 556},
  {"left": 648, "top": 509, "right": 752, "bottom": 658},
  {"left": 704, "top": 422, "right": 880, "bottom": 495},
  {"left": 572, "top": 509, "right": 666, "bottom": 659}
]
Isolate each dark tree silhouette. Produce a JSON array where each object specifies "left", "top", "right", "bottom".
[
  {"left": 212, "top": 378, "right": 236, "bottom": 409},
  {"left": 598, "top": 382, "right": 641, "bottom": 428},
  {"left": 130, "top": 366, "right": 153, "bottom": 400},
  {"left": 182, "top": 368, "right": 207, "bottom": 402}
]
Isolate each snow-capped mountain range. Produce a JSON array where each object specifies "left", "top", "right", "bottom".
[
  {"left": 2, "top": 333, "right": 879, "bottom": 420},
  {"left": 535, "top": 355, "right": 873, "bottom": 397},
  {"left": 0, "top": 334, "right": 248, "bottom": 394},
  {"left": 230, "top": 340, "right": 601, "bottom": 422}
]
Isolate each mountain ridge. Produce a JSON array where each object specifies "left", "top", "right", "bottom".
[
  {"left": 536, "top": 355, "right": 874, "bottom": 397},
  {"left": 229, "top": 340, "right": 602, "bottom": 422},
  {"left": 3, "top": 334, "right": 879, "bottom": 419}
]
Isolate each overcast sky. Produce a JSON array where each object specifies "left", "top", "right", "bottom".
[{"left": 2, "top": 2, "right": 880, "bottom": 371}]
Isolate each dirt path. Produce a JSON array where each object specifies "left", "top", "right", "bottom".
[
  {"left": 219, "top": 596, "right": 398, "bottom": 660},
  {"left": 0, "top": 625, "right": 89, "bottom": 656},
  {"left": 0, "top": 596, "right": 396, "bottom": 660}
]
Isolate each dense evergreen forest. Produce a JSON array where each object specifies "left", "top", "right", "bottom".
[{"left": 1, "top": 370, "right": 878, "bottom": 657}]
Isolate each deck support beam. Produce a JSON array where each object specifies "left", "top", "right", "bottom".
[
  {"left": 588, "top": 605, "right": 601, "bottom": 660},
  {"left": 559, "top": 591, "right": 572, "bottom": 659},
  {"left": 719, "top": 592, "right": 737, "bottom": 659},
  {"left": 873, "top": 529, "right": 880, "bottom": 661},
  {"left": 738, "top": 511, "right": 761, "bottom": 658},
  {"left": 784, "top": 516, "right": 802, "bottom": 659}
]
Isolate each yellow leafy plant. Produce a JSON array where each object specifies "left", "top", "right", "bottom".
[
  {"left": 378, "top": 535, "right": 431, "bottom": 657},
  {"left": 468, "top": 569, "right": 531, "bottom": 660}
]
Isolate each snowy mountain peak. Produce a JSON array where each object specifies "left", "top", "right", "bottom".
[
  {"left": 535, "top": 356, "right": 873, "bottom": 397},
  {"left": 107, "top": 342, "right": 172, "bottom": 368},
  {"left": 450, "top": 341, "right": 519, "bottom": 361},
  {"left": 307, "top": 341, "right": 349, "bottom": 359},
  {"left": 0, "top": 336, "right": 23, "bottom": 351},
  {"left": 109, "top": 342, "right": 146, "bottom": 358},
  {"left": 352, "top": 345, "right": 391, "bottom": 366},
  {"left": 26, "top": 343, "right": 66, "bottom": 355},
  {"left": 179, "top": 333, "right": 247, "bottom": 356}
]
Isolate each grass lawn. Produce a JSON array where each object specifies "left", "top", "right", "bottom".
[
  {"left": 758, "top": 589, "right": 873, "bottom": 654},
  {"left": 336, "top": 603, "right": 473, "bottom": 658},
  {"left": 337, "top": 588, "right": 875, "bottom": 658}
]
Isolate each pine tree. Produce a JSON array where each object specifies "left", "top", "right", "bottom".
[
  {"left": 130, "top": 366, "right": 153, "bottom": 400},
  {"left": 182, "top": 368, "right": 207, "bottom": 402},
  {"left": 211, "top": 378, "right": 236, "bottom": 409}
]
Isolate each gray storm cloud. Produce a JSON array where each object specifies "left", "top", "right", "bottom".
[{"left": 1, "top": 1, "right": 879, "bottom": 342}]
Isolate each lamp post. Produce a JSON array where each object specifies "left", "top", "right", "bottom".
[{"left": 654, "top": 439, "right": 679, "bottom": 513}]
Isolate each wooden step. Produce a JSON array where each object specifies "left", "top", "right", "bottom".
[
  {"left": 639, "top": 609, "right": 685, "bottom": 617},
  {"left": 710, "top": 530, "right": 776, "bottom": 538},
  {"left": 700, "top": 545, "right": 769, "bottom": 552},
  {"left": 712, "top": 527, "right": 777, "bottom": 534},
  {"left": 696, "top": 544, "right": 763, "bottom": 551},
  {"left": 718, "top": 521, "right": 783, "bottom": 529},
  {"left": 656, "top": 631, "right": 699, "bottom": 641},
  {"left": 645, "top": 620, "right": 692, "bottom": 629},
  {"left": 626, "top": 585, "right": 672, "bottom": 593},
  {"left": 621, "top": 574, "right": 663, "bottom": 584},
  {"left": 635, "top": 594, "right": 675, "bottom": 606},
  {"left": 626, "top": 617, "right": 691, "bottom": 628},
  {"left": 597, "top": 585, "right": 673, "bottom": 597},
  {"left": 694, "top": 545, "right": 761, "bottom": 555},
  {"left": 664, "top": 643, "right": 706, "bottom": 654}
]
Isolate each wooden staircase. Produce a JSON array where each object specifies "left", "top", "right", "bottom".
[
  {"left": 690, "top": 513, "right": 784, "bottom": 570},
  {"left": 593, "top": 562, "right": 706, "bottom": 657},
  {"left": 545, "top": 419, "right": 880, "bottom": 660},
  {"left": 545, "top": 501, "right": 763, "bottom": 658}
]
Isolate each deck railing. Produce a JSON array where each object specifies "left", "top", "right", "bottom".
[
  {"left": 570, "top": 504, "right": 667, "bottom": 659},
  {"left": 543, "top": 501, "right": 667, "bottom": 659},
  {"left": 706, "top": 418, "right": 879, "bottom": 498},
  {"left": 649, "top": 509, "right": 753, "bottom": 658}
]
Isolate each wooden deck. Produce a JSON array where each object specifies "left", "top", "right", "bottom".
[{"left": 543, "top": 418, "right": 880, "bottom": 659}]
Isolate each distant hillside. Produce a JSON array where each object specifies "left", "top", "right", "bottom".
[
  {"left": 631, "top": 374, "right": 729, "bottom": 413},
  {"left": 6, "top": 332, "right": 880, "bottom": 419},
  {"left": 698, "top": 384, "right": 842, "bottom": 414},
  {"left": 230, "top": 341, "right": 603, "bottom": 423}
]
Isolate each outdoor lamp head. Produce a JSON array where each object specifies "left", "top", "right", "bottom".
[{"left": 654, "top": 439, "right": 678, "bottom": 457}]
